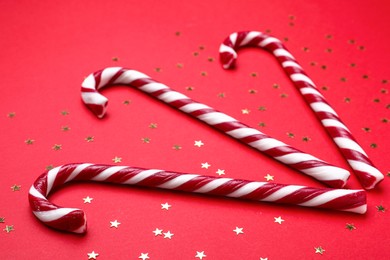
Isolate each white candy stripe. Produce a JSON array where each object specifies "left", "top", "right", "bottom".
[
  {"left": 29, "top": 186, "right": 47, "bottom": 200},
  {"left": 138, "top": 82, "right": 168, "bottom": 93},
  {"left": 310, "top": 102, "right": 338, "bottom": 116},
  {"left": 46, "top": 167, "right": 61, "bottom": 195},
  {"left": 343, "top": 205, "right": 367, "bottom": 214},
  {"left": 81, "top": 74, "right": 97, "bottom": 90},
  {"left": 281, "top": 61, "right": 302, "bottom": 69},
  {"left": 301, "top": 166, "right": 349, "bottom": 181},
  {"left": 226, "top": 128, "right": 263, "bottom": 139},
  {"left": 229, "top": 32, "right": 238, "bottom": 45},
  {"left": 99, "top": 67, "right": 123, "bottom": 88},
  {"left": 298, "top": 189, "right": 358, "bottom": 207},
  {"left": 290, "top": 73, "right": 316, "bottom": 87},
  {"left": 273, "top": 48, "right": 294, "bottom": 59},
  {"left": 248, "top": 138, "right": 287, "bottom": 151},
  {"left": 348, "top": 160, "right": 384, "bottom": 179},
  {"left": 259, "top": 36, "right": 280, "bottom": 47},
  {"left": 81, "top": 92, "right": 107, "bottom": 105},
  {"left": 194, "top": 178, "right": 233, "bottom": 193},
  {"left": 261, "top": 185, "right": 305, "bottom": 202},
  {"left": 274, "top": 153, "right": 321, "bottom": 164},
  {"left": 197, "top": 112, "right": 237, "bottom": 125},
  {"left": 334, "top": 137, "right": 367, "bottom": 156},
  {"left": 158, "top": 91, "right": 189, "bottom": 103},
  {"left": 124, "top": 169, "right": 162, "bottom": 184},
  {"left": 321, "top": 119, "right": 350, "bottom": 132},
  {"left": 300, "top": 87, "right": 323, "bottom": 97},
  {"left": 33, "top": 208, "right": 80, "bottom": 222},
  {"left": 113, "top": 69, "right": 149, "bottom": 85},
  {"left": 158, "top": 174, "right": 200, "bottom": 189},
  {"left": 240, "top": 31, "right": 261, "bottom": 46},
  {"left": 65, "top": 163, "right": 94, "bottom": 183},
  {"left": 179, "top": 103, "right": 211, "bottom": 113},
  {"left": 226, "top": 182, "right": 266, "bottom": 198},
  {"left": 219, "top": 44, "right": 235, "bottom": 55},
  {"left": 91, "top": 166, "right": 128, "bottom": 181}
]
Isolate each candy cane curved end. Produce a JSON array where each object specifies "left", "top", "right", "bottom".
[
  {"left": 29, "top": 164, "right": 367, "bottom": 234},
  {"left": 219, "top": 31, "right": 384, "bottom": 190}
]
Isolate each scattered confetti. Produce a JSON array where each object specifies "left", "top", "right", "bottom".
[
  {"left": 233, "top": 227, "right": 244, "bottom": 235},
  {"left": 83, "top": 196, "right": 93, "bottom": 204},
  {"left": 153, "top": 228, "right": 163, "bottom": 236},
  {"left": 0, "top": 217, "right": 5, "bottom": 223},
  {"left": 274, "top": 216, "right": 284, "bottom": 224},
  {"left": 7, "top": 112, "right": 16, "bottom": 118},
  {"left": 161, "top": 202, "right": 171, "bottom": 210},
  {"left": 345, "top": 223, "right": 356, "bottom": 231},
  {"left": 376, "top": 205, "right": 386, "bottom": 212},
  {"left": 25, "top": 139, "right": 35, "bottom": 145},
  {"left": 110, "top": 220, "right": 121, "bottom": 228},
  {"left": 61, "top": 125, "right": 70, "bottom": 131},
  {"left": 11, "top": 185, "right": 21, "bottom": 191},
  {"left": 112, "top": 57, "right": 119, "bottom": 62},
  {"left": 87, "top": 251, "right": 99, "bottom": 259},
  {"left": 149, "top": 123, "right": 158, "bottom": 129},
  {"left": 314, "top": 246, "right": 325, "bottom": 255},
  {"left": 163, "top": 231, "right": 174, "bottom": 239},
  {"left": 216, "top": 169, "right": 225, "bottom": 176},
  {"left": 194, "top": 140, "right": 204, "bottom": 147},
  {"left": 302, "top": 136, "right": 311, "bottom": 142},
  {"left": 241, "top": 108, "right": 250, "bottom": 114},
  {"left": 264, "top": 174, "right": 274, "bottom": 181},
  {"left": 85, "top": 136, "right": 94, "bottom": 142},
  {"left": 258, "top": 106, "right": 267, "bottom": 111},
  {"left": 123, "top": 100, "right": 131, "bottom": 105},
  {"left": 52, "top": 144, "right": 62, "bottom": 151},
  {"left": 142, "top": 137, "right": 151, "bottom": 143},
  {"left": 112, "top": 156, "right": 122, "bottom": 163},
  {"left": 201, "top": 162, "right": 211, "bottom": 169},
  {"left": 173, "top": 144, "right": 182, "bottom": 150},
  {"left": 3, "top": 225, "right": 14, "bottom": 233},
  {"left": 139, "top": 253, "right": 150, "bottom": 260},
  {"left": 60, "top": 110, "right": 69, "bottom": 116},
  {"left": 195, "top": 251, "right": 207, "bottom": 259}
]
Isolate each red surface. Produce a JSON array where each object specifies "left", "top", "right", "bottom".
[{"left": 1, "top": 0, "right": 389, "bottom": 259}]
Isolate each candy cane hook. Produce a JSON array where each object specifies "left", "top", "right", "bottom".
[
  {"left": 81, "top": 67, "right": 350, "bottom": 188},
  {"left": 29, "top": 163, "right": 366, "bottom": 233},
  {"left": 219, "top": 31, "right": 383, "bottom": 190}
]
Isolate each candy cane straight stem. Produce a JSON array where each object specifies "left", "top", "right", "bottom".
[
  {"left": 81, "top": 67, "right": 350, "bottom": 188},
  {"left": 219, "top": 31, "right": 383, "bottom": 190},
  {"left": 29, "top": 163, "right": 366, "bottom": 233}
]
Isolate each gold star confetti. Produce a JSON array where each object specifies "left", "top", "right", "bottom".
[
  {"left": 258, "top": 106, "right": 267, "bottom": 111},
  {"left": 193, "top": 52, "right": 200, "bottom": 56},
  {"left": 280, "top": 93, "right": 288, "bottom": 98},
  {"left": 321, "top": 65, "right": 327, "bottom": 70},
  {"left": 272, "top": 83, "right": 280, "bottom": 89},
  {"left": 380, "top": 88, "right": 388, "bottom": 94},
  {"left": 46, "top": 165, "right": 54, "bottom": 170},
  {"left": 194, "top": 140, "right": 204, "bottom": 147},
  {"left": 83, "top": 196, "right": 93, "bottom": 203},
  {"left": 110, "top": 220, "right": 121, "bottom": 228},
  {"left": 250, "top": 72, "right": 258, "bottom": 77},
  {"left": 60, "top": 110, "right": 69, "bottom": 116},
  {"left": 25, "top": 139, "right": 35, "bottom": 145},
  {"left": 258, "top": 122, "right": 266, "bottom": 127},
  {"left": 373, "top": 98, "right": 380, "bottom": 103},
  {"left": 264, "top": 174, "right": 274, "bottom": 181},
  {"left": 186, "top": 86, "right": 195, "bottom": 91},
  {"left": 274, "top": 216, "right": 284, "bottom": 224},
  {"left": 287, "top": 132, "right": 295, "bottom": 138},
  {"left": 340, "top": 77, "right": 347, "bottom": 82},
  {"left": 207, "top": 57, "right": 215, "bottom": 62},
  {"left": 176, "top": 63, "right": 184, "bottom": 68},
  {"left": 382, "top": 118, "right": 389, "bottom": 123},
  {"left": 216, "top": 169, "right": 225, "bottom": 176},
  {"left": 153, "top": 228, "right": 163, "bottom": 236},
  {"left": 154, "top": 67, "right": 162, "bottom": 72},
  {"left": 11, "top": 185, "right": 21, "bottom": 191},
  {"left": 149, "top": 123, "right": 157, "bottom": 129},
  {"left": 7, "top": 112, "right": 16, "bottom": 118},
  {"left": 175, "top": 31, "right": 181, "bottom": 36},
  {"left": 346, "top": 223, "right": 356, "bottom": 231},
  {"left": 302, "top": 47, "right": 310, "bottom": 52},
  {"left": 123, "top": 100, "right": 131, "bottom": 105},
  {"left": 344, "top": 97, "right": 351, "bottom": 103},
  {"left": 302, "top": 136, "right": 311, "bottom": 142},
  {"left": 362, "top": 127, "right": 371, "bottom": 133},
  {"left": 173, "top": 144, "right": 182, "bottom": 150},
  {"left": 142, "top": 137, "right": 151, "bottom": 143},
  {"left": 199, "top": 45, "right": 205, "bottom": 50},
  {"left": 322, "top": 86, "right": 329, "bottom": 91},
  {"left": 233, "top": 227, "right": 244, "bottom": 235},
  {"left": 52, "top": 144, "right": 62, "bottom": 151},
  {"left": 218, "top": 92, "right": 226, "bottom": 98},
  {"left": 112, "top": 57, "right": 119, "bottom": 62},
  {"left": 200, "top": 71, "right": 208, "bottom": 76},
  {"left": 249, "top": 89, "right": 257, "bottom": 94},
  {"left": 0, "top": 217, "right": 5, "bottom": 223},
  {"left": 87, "top": 251, "right": 99, "bottom": 259},
  {"left": 370, "top": 143, "right": 378, "bottom": 148},
  {"left": 61, "top": 125, "right": 70, "bottom": 131},
  {"left": 85, "top": 136, "right": 94, "bottom": 142},
  {"left": 161, "top": 202, "right": 171, "bottom": 210},
  {"left": 201, "top": 162, "right": 211, "bottom": 169},
  {"left": 195, "top": 251, "right": 207, "bottom": 259},
  {"left": 376, "top": 205, "right": 386, "bottom": 212},
  {"left": 112, "top": 156, "right": 122, "bottom": 163},
  {"left": 314, "top": 246, "right": 325, "bottom": 255},
  {"left": 241, "top": 108, "right": 250, "bottom": 114},
  {"left": 139, "top": 253, "right": 150, "bottom": 260},
  {"left": 3, "top": 225, "right": 14, "bottom": 233},
  {"left": 163, "top": 231, "right": 174, "bottom": 239}
]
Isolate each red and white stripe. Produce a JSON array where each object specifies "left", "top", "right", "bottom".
[
  {"left": 29, "top": 163, "right": 366, "bottom": 233},
  {"left": 219, "top": 31, "right": 383, "bottom": 190},
  {"left": 81, "top": 67, "right": 350, "bottom": 188}
]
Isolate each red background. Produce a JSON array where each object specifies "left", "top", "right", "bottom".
[{"left": 1, "top": 0, "right": 389, "bottom": 259}]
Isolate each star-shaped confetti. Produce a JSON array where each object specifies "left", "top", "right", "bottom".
[
  {"left": 110, "top": 220, "right": 121, "bottom": 228},
  {"left": 376, "top": 205, "right": 386, "bottom": 212},
  {"left": 173, "top": 144, "right": 182, "bottom": 150},
  {"left": 216, "top": 169, "right": 225, "bottom": 176},
  {"left": 11, "top": 185, "right": 21, "bottom": 191},
  {"left": 139, "top": 253, "right": 150, "bottom": 260},
  {"left": 314, "top": 246, "right": 325, "bottom": 255},
  {"left": 345, "top": 223, "right": 356, "bottom": 231},
  {"left": 161, "top": 202, "right": 171, "bottom": 210},
  {"left": 201, "top": 162, "right": 211, "bottom": 169},
  {"left": 142, "top": 137, "right": 151, "bottom": 143},
  {"left": 87, "top": 251, "right": 99, "bottom": 259},
  {"left": 195, "top": 251, "right": 207, "bottom": 259},
  {"left": 60, "top": 110, "right": 69, "bottom": 116},
  {"left": 194, "top": 140, "right": 204, "bottom": 147},
  {"left": 264, "top": 174, "right": 274, "bottom": 181},
  {"left": 25, "top": 139, "right": 35, "bottom": 145},
  {"left": 0, "top": 217, "right": 5, "bottom": 223},
  {"left": 123, "top": 100, "right": 131, "bottom": 105},
  {"left": 83, "top": 196, "right": 93, "bottom": 203},
  {"left": 3, "top": 225, "right": 14, "bottom": 233},
  {"left": 241, "top": 108, "right": 250, "bottom": 114},
  {"left": 274, "top": 216, "right": 284, "bottom": 224},
  {"left": 85, "top": 136, "right": 94, "bottom": 142},
  {"left": 112, "top": 156, "right": 122, "bottom": 163},
  {"left": 7, "top": 112, "right": 16, "bottom": 118},
  {"left": 233, "top": 227, "right": 244, "bottom": 235},
  {"left": 149, "top": 123, "right": 157, "bottom": 129},
  {"left": 61, "top": 125, "right": 70, "bottom": 131},
  {"left": 163, "top": 231, "right": 174, "bottom": 239},
  {"left": 52, "top": 144, "right": 62, "bottom": 151},
  {"left": 153, "top": 228, "right": 163, "bottom": 236}
]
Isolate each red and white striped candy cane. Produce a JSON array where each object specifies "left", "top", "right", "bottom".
[
  {"left": 29, "top": 163, "right": 366, "bottom": 233},
  {"left": 81, "top": 67, "right": 350, "bottom": 188},
  {"left": 219, "top": 31, "right": 384, "bottom": 190}
]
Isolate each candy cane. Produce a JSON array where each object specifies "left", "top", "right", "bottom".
[
  {"left": 219, "top": 31, "right": 384, "bottom": 190},
  {"left": 81, "top": 67, "right": 350, "bottom": 188},
  {"left": 29, "top": 163, "right": 366, "bottom": 233}
]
